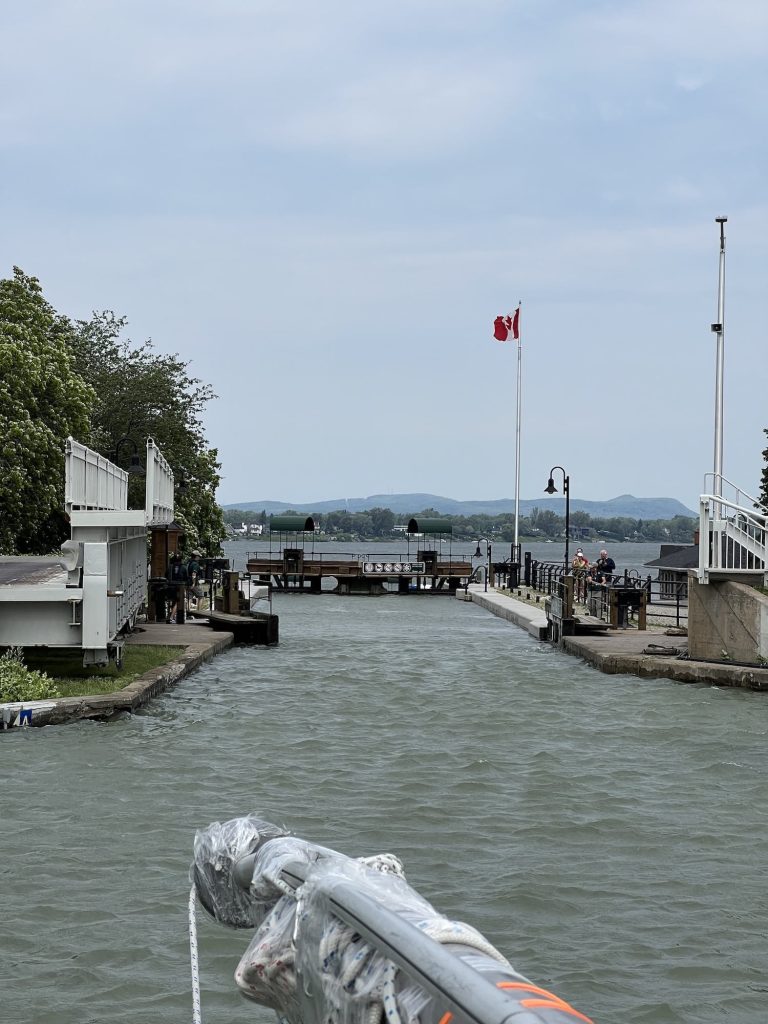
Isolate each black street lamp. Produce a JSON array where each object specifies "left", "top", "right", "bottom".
[
  {"left": 473, "top": 538, "right": 492, "bottom": 591},
  {"left": 110, "top": 437, "right": 145, "bottom": 477},
  {"left": 544, "top": 466, "right": 570, "bottom": 571}
]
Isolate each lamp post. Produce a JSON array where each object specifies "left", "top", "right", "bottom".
[
  {"left": 544, "top": 467, "right": 570, "bottom": 571},
  {"left": 474, "top": 539, "right": 492, "bottom": 591},
  {"left": 110, "top": 437, "right": 146, "bottom": 476}
]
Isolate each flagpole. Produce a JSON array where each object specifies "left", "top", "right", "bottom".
[{"left": 514, "top": 302, "right": 522, "bottom": 553}]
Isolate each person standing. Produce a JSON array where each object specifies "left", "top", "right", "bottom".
[
  {"left": 186, "top": 550, "right": 203, "bottom": 609},
  {"left": 594, "top": 549, "right": 616, "bottom": 583},
  {"left": 166, "top": 553, "right": 188, "bottom": 623}
]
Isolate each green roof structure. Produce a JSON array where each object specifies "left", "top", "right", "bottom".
[
  {"left": 407, "top": 517, "right": 452, "bottom": 535},
  {"left": 269, "top": 514, "right": 316, "bottom": 533}
]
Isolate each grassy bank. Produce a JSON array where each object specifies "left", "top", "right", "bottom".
[{"left": 25, "top": 646, "right": 180, "bottom": 698}]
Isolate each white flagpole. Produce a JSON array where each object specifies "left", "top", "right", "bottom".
[
  {"left": 712, "top": 217, "right": 726, "bottom": 499},
  {"left": 514, "top": 303, "right": 522, "bottom": 553}
]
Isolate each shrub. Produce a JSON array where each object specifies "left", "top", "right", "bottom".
[{"left": 0, "top": 647, "right": 61, "bottom": 703}]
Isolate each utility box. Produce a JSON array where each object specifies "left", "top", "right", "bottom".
[
  {"left": 222, "top": 570, "right": 241, "bottom": 614},
  {"left": 283, "top": 548, "right": 304, "bottom": 575},
  {"left": 418, "top": 549, "right": 438, "bottom": 575},
  {"left": 609, "top": 587, "right": 647, "bottom": 629}
]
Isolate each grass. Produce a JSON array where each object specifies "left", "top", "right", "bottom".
[{"left": 24, "top": 645, "right": 181, "bottom": 698}]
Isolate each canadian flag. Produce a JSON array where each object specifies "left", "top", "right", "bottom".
[{"left": 493, "top": 306, "right": 520, "bottom": 342}]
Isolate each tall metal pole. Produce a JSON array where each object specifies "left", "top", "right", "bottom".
[
  {"left": 712, "top": 216, "right": 727, "bottom": 497},
  {"left": 564, "top": 475, "right": 570, "bottom": 572},
  {"left": 514, "top": 305, "right": 522, "bottom": 550}
]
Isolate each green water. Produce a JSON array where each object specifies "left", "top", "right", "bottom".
[{"left": 2, "top": 590, "right": 766, "bottom": 1023}]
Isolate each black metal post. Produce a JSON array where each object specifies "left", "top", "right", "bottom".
[
  {"left": 564, "top": 475, "right": 570, "bottom": 572},
  {"left": 110, "top": 436, "right": 145, "bottom": 476},
  {"left": 545, "top": 466, "right": 570, "bottom": 572}
]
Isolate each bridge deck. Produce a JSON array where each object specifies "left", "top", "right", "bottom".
[{"left": 0, "top": 557, "right": 68, "bottom": 588}]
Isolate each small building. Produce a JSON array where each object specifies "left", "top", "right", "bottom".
[{"left": 645, "top": 543, "right": 698, "bottom": 599}]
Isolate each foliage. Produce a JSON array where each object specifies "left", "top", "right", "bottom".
[
  {"left": 760, "top": 428, "right": 768, "bottom": 509},
  {"left": 0, "top": 647, "right": 61, "bottom": 703},
  {"left": 68, "top": 311, "right": 226, "bottom": 553},
  {"left": 0, "top": 269, "right": 94, "bottom": 553},
  {"left": 223, "top": 505, "right": 697, "bottom": 544}
]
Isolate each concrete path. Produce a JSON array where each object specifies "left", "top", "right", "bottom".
[
  {"left": 457, "top": 585, "right": 549, "bottom": 639},
  {"left": 461, "top": 585, "right": 768, "bottom": 691}
]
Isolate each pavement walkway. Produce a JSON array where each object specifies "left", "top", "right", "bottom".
[{"left": 460, "top": 585, "right": 768, "bottom": 691}]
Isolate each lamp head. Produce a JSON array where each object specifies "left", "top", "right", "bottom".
[
  {"left": 127, "top": 453, "right": 146, "bottom": 476},
  {"left": 474, "top": 542, "right": 483, "bottom": 558},
  {"left": 544, "top": 477, "right": 557, "bottom": 494}
]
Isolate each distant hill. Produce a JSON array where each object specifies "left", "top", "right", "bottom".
[{"left": 224, "top": 492, "right": 697, "bottom": 521}]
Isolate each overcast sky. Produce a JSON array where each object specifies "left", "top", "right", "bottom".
[{"left": 3, "top": 1, "right": 766, "bottom": 509}]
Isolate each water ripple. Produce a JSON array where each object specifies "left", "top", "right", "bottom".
[{"left": 1, "top": 593, "right": 766, "bottom": 1022}]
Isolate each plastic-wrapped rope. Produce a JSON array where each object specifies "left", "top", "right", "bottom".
[{"left": 191, "top": 816, "right": 593, "bottom": 1024}]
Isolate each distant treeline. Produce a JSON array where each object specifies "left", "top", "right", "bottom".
[{"left": 223, "top": 507, "right": 697, "bottom": 544}]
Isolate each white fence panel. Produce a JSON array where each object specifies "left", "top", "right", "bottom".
[
  {"left": 65, "top": 437, "right": 128, "bottom": 512},
  {"left": 698, "top": 475, "right": 767, "bottom": 583},
  {"left": 145, "top": 437, "right": 175, "bottom": 526}
]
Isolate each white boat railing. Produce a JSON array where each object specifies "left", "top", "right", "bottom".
[{"left": 698, "top": 475, "right": 768, "bottom": 583}]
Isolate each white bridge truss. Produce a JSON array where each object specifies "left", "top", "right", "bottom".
[
  {"left": 698, "top": 475, "right": 768, "bottom": 585},
  {"left": 0, "top": 437, "right": 176, "bottom": 667}
]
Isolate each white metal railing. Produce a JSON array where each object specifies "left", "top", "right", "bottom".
[
  {"left": 65, "top": 437, "right": 128, "bottom": 512},
  {"left": 698, "top": 475, "right": 768, "bottom": 583},
  {"left": 144, "top": 437, "right": 175, "bottom": 526}
]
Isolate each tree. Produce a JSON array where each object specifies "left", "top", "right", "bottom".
[
  {"left": 760, "top": 429, "right": 768, "bottom": 509},
  {"left": 68, "top": 311, "right": 225, "bottom": 552},
  {"left": 0, "top": 269, "right": 93, "bottom": 553},
  {"left": 370, "top": 507, "right": 395, "bottom": 536}
]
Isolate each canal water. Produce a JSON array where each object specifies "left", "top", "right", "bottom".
[{"left": 3, "top": 550, "right": 767, "bottom": 1023}]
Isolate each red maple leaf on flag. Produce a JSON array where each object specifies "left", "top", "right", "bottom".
[{"left": 493, "top": 316, "right": 509, "bottom": 342}]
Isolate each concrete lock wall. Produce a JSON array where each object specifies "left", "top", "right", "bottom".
[{"left": 688, "top": 571, "right": 768, "bottom": 665}]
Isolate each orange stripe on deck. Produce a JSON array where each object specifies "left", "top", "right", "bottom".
[
  {"left": 437, "top": 1013, "right": 453, "bottom": 1024},
  {"left": 496, "top": 981, "right": 593, "bottom": 1024}
]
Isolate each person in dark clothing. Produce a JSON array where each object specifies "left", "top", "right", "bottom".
[
  {"left": 166, "top": 553, "right": 188, "bottom": 623},
  {"left": 186, "top": 550, "right": 203, "bottom": 609},
  {"left": 594, "top": 549, "right": 616, "bottom": 583}
]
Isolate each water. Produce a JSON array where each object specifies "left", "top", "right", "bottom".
[{"left": 2, "top": 570, "right": 767, "bottom": 1023}]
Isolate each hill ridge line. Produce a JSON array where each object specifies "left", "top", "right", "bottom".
[{"left": 224, "top": 492, "right": 697, "bottom": 520}]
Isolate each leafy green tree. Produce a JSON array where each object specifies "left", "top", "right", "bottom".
[
  {"left": 0, "top": 268, "right": 93, "bottom": 554},
  {"left": 370, "top": 507, "right": 395, "bottom": 536},
  {"left": 68, "top": 311, "right": 225, "bottom": 553}
]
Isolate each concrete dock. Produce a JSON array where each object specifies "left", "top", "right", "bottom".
[{"left": 462, "top": 585, "right": 768, "bottom": 691}]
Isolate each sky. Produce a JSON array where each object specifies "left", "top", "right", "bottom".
[{"left": 2, "top": 0, "right": 766, "bottom": 510}]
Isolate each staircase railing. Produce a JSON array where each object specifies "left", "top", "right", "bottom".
[{"left": 698, "top": 475, "right": 768, "bottom": 583}]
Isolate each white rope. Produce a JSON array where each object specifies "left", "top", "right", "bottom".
[{"left": 189, "top": 884, "right": 203, "bottom": 1024}]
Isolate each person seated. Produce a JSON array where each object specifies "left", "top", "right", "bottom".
[{"left": 594, "top": 549, "right": 616, "bottom": 584}]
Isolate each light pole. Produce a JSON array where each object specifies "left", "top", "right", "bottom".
[
  {"left": 473, "top": 539, "right": 492, "bottom": 591},
  {"left": 110, "top": 436, "right": 146, "bottom": 476},
  {"left": 544, "top": 467, "right": 570, "bottom": 571}
]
